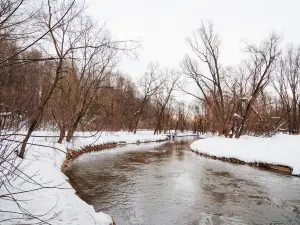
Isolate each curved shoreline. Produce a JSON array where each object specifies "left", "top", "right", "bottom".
[
  {"left": 190, "top": 148, "right": 295, "bottom": 176},
  {"left": 61, "top": 134, "right": 199, "bottom": 172},
  {"left": 60, "top": 138, "right": 168, "bottom": 172}
]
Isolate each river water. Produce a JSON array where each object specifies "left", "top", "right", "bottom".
[{"left": 65, "top": 138, "right": 300, "bottom": 225}]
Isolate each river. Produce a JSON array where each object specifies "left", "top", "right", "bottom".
[{"left": 65, "top": 138, "right": 300, "bottom": 225}]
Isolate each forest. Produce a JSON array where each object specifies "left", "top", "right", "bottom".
[{"left": 1, "top": 1, "right": 300, "bottom": 149}]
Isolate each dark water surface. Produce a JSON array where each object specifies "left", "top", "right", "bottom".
[{"left": 65, "top": 138, "right": 300, "bottom": 225}]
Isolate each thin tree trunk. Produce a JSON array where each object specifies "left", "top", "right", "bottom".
[
  {"left": 292, "top": 93, "right": 297, "bottom": 134},
  {"left": 175, "top": 120, "right": 179, "bottom": 133},
  {"left": 19, "top": 127, "right": 34, "bottom": 158},
  {"left": 57, "top": 126, "right": 65, "bottom": 143},
  {"left": 66, "top": 127, "right": 75, "bottom": 143},
  {"left": 18, "top": 110, "right": 42, "bottom": 158},
  {"left": 298, "top": 104, "right": 300, "bottom": 134},
  {"left": 128, "top": 118, "right": 133, "bottom": 132},
  {"left": 133, "top": 114, "right": 142, "bottom": 134},
  {"left": 154, "top": 109, "right": 164, "bottom": 135},
  {"left": 236, "top": 101, "right": 253, "bottom": 138}
]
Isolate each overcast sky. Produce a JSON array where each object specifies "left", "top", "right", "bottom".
[{"left": 85, "top": 0, "right": 300, "bottom": 82}]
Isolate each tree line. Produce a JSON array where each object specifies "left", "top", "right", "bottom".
[
  {"left": 182, "top": 23, "right": 300, "bottom": 138},
  {"left": 0, "top": 2, "right": 299, "bottom": 154}
]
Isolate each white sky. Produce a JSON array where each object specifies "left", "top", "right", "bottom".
[{"left": 85, "top": 0, "right": 300, "bottom": 83}]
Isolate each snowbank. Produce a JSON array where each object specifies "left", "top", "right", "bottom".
[
  {"left": 69, "top": 130, "right": 167, "bottom": 149},
  {"left": 190, "top": 134, "right": 300, "bottom": 176},
  {"left": 0, "top": 130, "right": 167, "bottom": 224}
]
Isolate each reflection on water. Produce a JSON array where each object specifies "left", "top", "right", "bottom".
[{"left": 65, "top": 138, "right": 300, "bottom": 225}]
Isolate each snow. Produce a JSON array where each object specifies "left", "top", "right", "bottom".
[
  {"left": 0, "top": 112, "right": 11, "bottom": 116},
  {"left": 0, "top": 130, "right": 168, "bottom": 224},
  {"left": 69, "top": 130, "right": 167, "bottom": 149},
  {"left": 240, "top": 97, "right": 249, "bottom": 101},
  {"left": 233, "top": 113, "right": 241, "bottom": 119},
  {"left": 165, "top": 130, "right": 200, "bottom": 137},
  {"left": 190, "top": 134, "right": 300, "bottom": 176}
]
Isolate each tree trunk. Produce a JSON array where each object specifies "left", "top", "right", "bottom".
[
  {"left": 193, "top": 121, "right": 196, "bottom": 134},
  {"left": 128, "top": 119, "right": 133, "bottom": 132},
  {"left": 57, "top": 126, "right": 66, "bottom": 143},
  {"left": 66, "top": 112, "right": 84, "bottom": 142},
  {"left": 66, "top": 127, "right": 75, "bottom": 143},
  {"left": 154, "top": 110, "right": 164, "bottom": 135},
  {"left": 175, "top": 120, "right": 179, "bottom": 133},
  {"left": 292, "top": 93, "right": 297, "bottom": 134},
  {"left": 236, "top": 101, "right": 253, "bottom": 138},
  {"left": 133, "top": 113, "right": 142, "bottom": 134},
  {"left": 18, "top": 110, "right": 42, "bottom": 158},
  {"left": 229, "top": 119, "right": 236, "bottom": 138},
  {"left": 19, "top": 127, "right": 35, "bottom": 158},
  {"left": 298, "top": 104, "right": 300, "bottom": 134}
]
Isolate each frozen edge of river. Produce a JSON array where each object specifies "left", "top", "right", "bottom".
[{"left": 190, "top": 134, "right": 300, "bottom": 176}]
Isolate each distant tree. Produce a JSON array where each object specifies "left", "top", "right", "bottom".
[
  {"left": 181, "top": 22, "right": 228, "bottom": 134},
  {"left": 131, "top": 62, "right": 166, "bottom": 134},
  {"left": 235, "top": 34, "right": 281, "bottom": 138},
  {"left": 154, "top": 69, "right": 179, "bottom": 134}
]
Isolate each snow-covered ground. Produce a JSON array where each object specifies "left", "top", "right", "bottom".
[
  {"left": 190, "top": 134, "right": 300, "bottom": 176},
  {"left": 0, "top": 130, "right": 168, "bottom": 225},
  {"left": 69, "top": 130, "right": 168, "bottom": 149}
]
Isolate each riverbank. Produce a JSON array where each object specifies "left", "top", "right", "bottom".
[
  {"left": 0, "top": 130, "right": 169, "bottom": 224},
  {"left": 190, "top": 134, "right": 300, "bottom": 176},
  {"left": 61, "top": 133, "right": 169, "bottom": 172}
]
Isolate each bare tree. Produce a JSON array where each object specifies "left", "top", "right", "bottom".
[
  {"left": 18, "top": 0, "right": 78, "bottom": 158},
  {"left": 174, "top": 101, "right": 189, "bottom": 133},
  {"left": 284, "top": 47, "right": 299, "bottom": 134},
  {"left": 130, "top": 62, "right": 165, "bottom": 134},
  {"left": 181, "top": 22, "right": 228, "bottom": 134},
  {"left": 154, "top": 69, "right": 179, "bottom": 134},
  {"left": 273, "top": 46, "right": 300, "bottom": 134},
  {"left": 65, "top": 28, "right": 118, "bottom": 142},
  {"left": 235, "top": 34, "right": 281, "bottom": 137},
  {"left": 181, "top": 22, "right": 283, "bottom": 137}
]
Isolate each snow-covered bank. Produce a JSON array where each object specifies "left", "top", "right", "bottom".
[
  {"left": 0, "top": 130, "right": 167, "bottom": 224},
  {"left": 190, "top": 134, "right": 300, "bottom": 176},
  {"left": 69, "top": 130, "right": 167, "bottom": 149}
]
